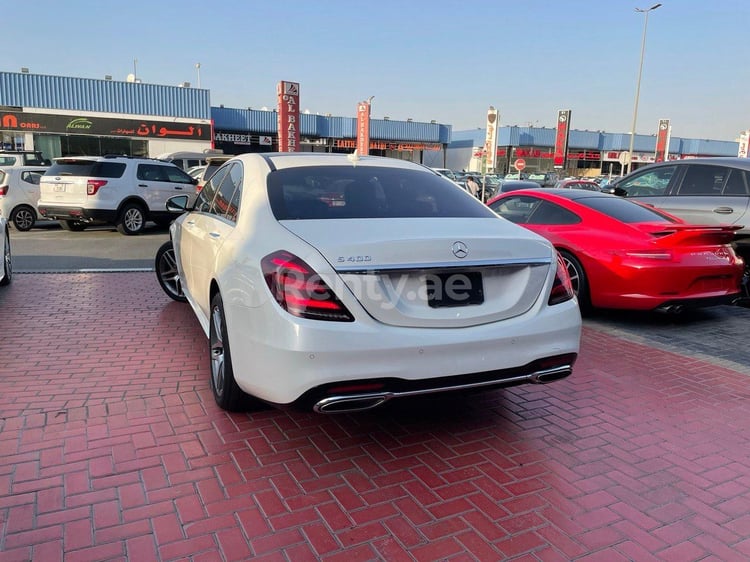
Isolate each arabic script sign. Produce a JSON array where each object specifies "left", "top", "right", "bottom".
[
  {"left": 277, "top": 81, "right": 300, "bottom": 152},
  {"left": 0, "top": 111, "right": 210, "bottom": 140}
]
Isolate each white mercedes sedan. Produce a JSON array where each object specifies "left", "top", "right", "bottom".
[
  {"left": 1, "top": 213, "right": 11, "bottom": 286},
  {"left": 155, "top": 153, "right": 581, "bottom": 413}
]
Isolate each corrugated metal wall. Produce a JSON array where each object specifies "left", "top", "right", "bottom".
[
  {"left": 211, "top": 107, "right": 451, "bottom": 143},
  {"left": 0, "top": 72, "right": 210, "bottom": 119}
]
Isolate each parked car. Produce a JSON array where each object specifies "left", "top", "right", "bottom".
[
  {"left": 504, "top": 172, "right": 529, "bottom": 181},
  {"left": 195, "top": 155, "right": 233, "bottom": 192},
  {"left": 429, "top": 167, "right": 459, "bottom": 181},
  {"left": 0, "top": 166, "right": 48, "bottom": 230},
  {"left": 527, "top": 171, "right": 559, "bottom": 187},
  {"left": 498, "top": 180, "right": 542, "bottom": 193},
  {"left": 0, "top": 150, "right": 50, "bottom": 167},
  {"left": 553, "top": 179, "right": 601, "bottom": 191},
  {"left": 487, "top": 188, "right": 744, "bottom": 312},
  {"left": 0, "top": 213, "right": 10, "bottom": 286},
  {"left": 156, "top": 150, "right": 225, "bottom": 171},
  {"left": 615, "top": 157, "right": 750, "bottom": 274},
  {"left": 38, "top": 156, "right": 198, "bottom": 234},
  {"left": 155, "top": 152, "right": 581, "bottom": 413}
]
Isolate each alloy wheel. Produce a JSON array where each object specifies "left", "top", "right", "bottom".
[{"left": 210, "top": 304, "right": 225, "bottom": 396}]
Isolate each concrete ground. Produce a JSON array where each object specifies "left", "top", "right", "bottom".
[{"left": 1, "top": 272, "right": 749, "bottom": 561}]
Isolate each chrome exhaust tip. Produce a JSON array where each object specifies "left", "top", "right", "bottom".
[
  {"left": 529, "top": 366, "right": 573, "bottom": 384},
  {"left": 314, "top": 394, "right": 390, "bottom": 414}
]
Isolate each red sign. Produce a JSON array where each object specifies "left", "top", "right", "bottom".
[
  {"left": 277, "top": 81, "right": 300, "bottom": 152},
  {"left": 553, "top": 110, "right": 571, "bottom": 168},
  {"left": 655, "top": 119, "right": 670, "bottom": 163},
  {"left": 356, "top": 101, "right": 371, "bottom": 156},
  {"left": 514, "top": 158, "right": 526, "bottom": 171}
]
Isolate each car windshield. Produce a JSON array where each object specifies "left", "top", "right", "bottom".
[
  {"left": 267, "top": 166, "right": 497, "bottom": 220},
  {"left": 576, "top": 196, "right": 675, "bottom": 223}
]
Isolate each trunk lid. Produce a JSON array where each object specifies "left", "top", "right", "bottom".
[{"left": 281, "top": 217, "right": 557, "bottom": 328}]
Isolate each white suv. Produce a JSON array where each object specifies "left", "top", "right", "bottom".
[
  {"left": 0, "top": 166, "right": 48, "bottom": 231},
  {"left": 38, "top": 156, "right": 198, "bottom": 234}
]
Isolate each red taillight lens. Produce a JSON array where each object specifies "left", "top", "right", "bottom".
[
  {"left": 0, "top": 185, "right": 8, "bottom": 196},
  {"left": 548, "top": 253, "right": 575, "bottom": 306},
  {"left": 261, "top": 250, "right": 354, "bottom": 322},
  {"left": 87, "top": 180, "right": 107, "bottom": 195}
]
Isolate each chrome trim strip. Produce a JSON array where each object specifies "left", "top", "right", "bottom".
[
  {"left": 336, "top": 257, "right": 551, "bottom": 274},
  {"left": 313, "top": 364, "right": 573, "bottom": 413}
]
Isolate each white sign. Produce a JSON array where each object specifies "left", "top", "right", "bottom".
[
  {"left": 739, "top": 130, "right": 749, "bottom": 158},
  {"left": 483, "top": 106, "right": 499, "bottom": 172}
]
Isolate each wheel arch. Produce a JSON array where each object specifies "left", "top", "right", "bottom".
[{"left": 116, "top": 196, "right": 149, "bottom": 217}]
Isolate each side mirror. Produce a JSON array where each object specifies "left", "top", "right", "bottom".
[{"left": 166, "top": 195, "right": 190, "bottom": 213}]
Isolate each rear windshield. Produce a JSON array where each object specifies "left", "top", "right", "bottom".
[
  {"left": 267, "top": 166, "right": 496, "bottom": 220},
  {"left": 577, "top": 196, "right": 675, "bottom": 223},
  {"left": 44, "top": 160, "right": 126, "bottom": 178}
]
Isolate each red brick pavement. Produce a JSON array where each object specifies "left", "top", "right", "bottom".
[{"left": 1, "top": 273, "right": 750, "bottom": 561}]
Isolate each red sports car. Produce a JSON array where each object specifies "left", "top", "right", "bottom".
[{"left": 487, "top": 188, "right": 744, "bottom": 312}]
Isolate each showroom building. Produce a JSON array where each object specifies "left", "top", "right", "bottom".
[{"left": 0, "top": 70, "right": 741, "bottom": 175}]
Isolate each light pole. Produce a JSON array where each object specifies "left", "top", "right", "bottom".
[
  {"left": 195, "top": 63, "right": 201, "bottom": 88},
  {"left": 626, "top": 3, "right": 662, "bottom": 175}
]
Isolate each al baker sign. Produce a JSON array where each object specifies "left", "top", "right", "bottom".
[{"left": 277, "top": 81, "right": 300, "bottom": 152}]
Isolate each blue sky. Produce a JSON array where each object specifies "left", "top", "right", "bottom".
[{"left": 4, "top": 0, "right": 747, "bottom": 141}]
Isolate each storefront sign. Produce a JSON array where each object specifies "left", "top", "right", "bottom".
[
  {"left": 356, "top": 101, "right": 371, "bottom": 155},
  {"left": 0, "top": 110, "right": 209, "bottom": 140},
  {"left": 553, "top": 110, "right": 571, "bottom": 168},
  {"left": 738, "top": 130, "right": 749, "bottom": 158},
  {"left": 277, "top": 81, "right": 300, "bottom": 152},
  {"left": 335, "top": 139, "right": 441, "bottom": 151},
  {"left": 655, "top": 119, "right": 670, "bottom": 162}
]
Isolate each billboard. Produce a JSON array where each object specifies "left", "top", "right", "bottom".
[
  {"left": 739, "top": 130, "right": 750, "bottom": 158},
  {"left": 277, "top": 81, "right": 300, "bottom": 152},
  {"left": 553, "top": 110, "right": 571, "bottom": 168},
  {"left": 655, "top": 119, "right": 671, "bottom": 162},
  {"left": 483, "top": 106, "right": 499, "bottom": 172},
  {"left": 356, "top": 101, "right": 371, "bottom": 156}
]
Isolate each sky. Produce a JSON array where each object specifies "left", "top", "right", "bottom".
[{"left": 3, "top": 0, "right": 748, "bottom": 142}]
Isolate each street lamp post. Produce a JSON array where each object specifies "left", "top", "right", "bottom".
[
  {"left": 626, "top": 3, "right": 662, "bottom": 175},
  {"left": 195, "top": 63, "right": 201, "bottom": 88}
]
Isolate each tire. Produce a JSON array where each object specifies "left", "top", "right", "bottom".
[
  {"left": 559, "top": 250, "right": 590, "bottom": 312},
  {"left": 10, "top": 205, "right": 35, "bottom": 231},
  {"left": 209, "top": 292, "right": 249, "bottom": 411},
  {"left": 59, "top": 220, "right": 87, "bottom": 232},
  {"left": 0, "top": 228, "right": 11, "bottom": 286},
  {"left": 116, "top": 202, "right": 146, "bottom": 235},
  {"left": 155, "top": 241, "right": 187, "bottom": 302}
]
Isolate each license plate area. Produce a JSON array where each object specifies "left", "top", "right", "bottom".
[
  {"left": 427, "top": 271, "right": 484, "bottom": 308},
  {"left": 53, "top": 184, "right": 66, "bottom": 192}
]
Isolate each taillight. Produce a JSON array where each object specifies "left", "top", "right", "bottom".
[
  {"left": 87, "top": 180, "right": 107, "bottom": 195},
  {"left": 0, "top": 185, "right": 7, "bottom": 196},
  {"left": 261, "top": 250, "right": 354, "bottom": 322},
  {"left": 548, "top": 253, "right": 575, "bottom": 306}
]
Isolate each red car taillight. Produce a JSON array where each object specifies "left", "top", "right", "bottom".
[
  {"left": 87, "top": 180, "right": 107, "bottom": 195},
  {"left": 548, "top": 253, "right": 575, "bottom": 306},
  {"left": 0, "top": 185, "right": 8, "bottom": 196},
  {"left": 261, "top": 250, "right": 354, "bottom": 322}
]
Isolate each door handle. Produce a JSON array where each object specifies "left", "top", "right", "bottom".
[
  {"left": 174, "top": 186, "right": 183, "bottom": 190},
  {"left": 713, "top": 207, "right": 734, "bottom": 214},
  {"left": 209, "top": 232, "right": 221, "bottom": 238},
  {"left": 138, "top": 184, "right": 147, "bottom": 188},
  {"left": 186, "top": 220, "right": 195, "bottom": 225}
]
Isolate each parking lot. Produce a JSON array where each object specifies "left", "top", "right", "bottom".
[{"left": 2, "top": 263, "right": 750, "bottom": 560}]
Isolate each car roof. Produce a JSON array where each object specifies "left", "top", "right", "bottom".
[
  {"left": 235, "top": 152, "right": 431, "bottom": 172},
  {"left": 511, "top": 188, "right": 615, "bottom": 201},
  {"left": 638, "top": 157, "right": 750, "bottom": 170}
]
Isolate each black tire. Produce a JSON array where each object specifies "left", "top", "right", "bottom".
[
  {"left": 559, "top": 250, "right": 591, "bottom": 313},
  {"left": 209, "top": 292, "right": 249, "bottom": 411},
  {"left": 116, "top": 202, "right": 146, "bottom": 235},
  {"left": 10, "top": 205, "right": 35, "bottom": 231},
  {"left": 0, "top": 228, "right": 11, "bottom": 286},
  {"left": 155, "top": 241, "right": 187, "bottom": 302},
  {"left": 59, "top": 220, "right": 87, "bottom": 232},
  {"left": 153, "top": 217, "right": 173, "bottom": 229}
]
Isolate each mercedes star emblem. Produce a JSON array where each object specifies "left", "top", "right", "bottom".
[{"left": 452, "top": 241, "right": 468, "bottom": 259}]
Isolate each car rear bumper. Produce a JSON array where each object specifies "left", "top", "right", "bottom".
[
  {"left": 38, "top": 206, "right": 118, "bottom": 223},
  {"left": 223, "top": 296, "right": 582, "bottom": 407}
]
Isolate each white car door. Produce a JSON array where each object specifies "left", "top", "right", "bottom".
[{"left": 135, "top": 164, "right": 195, "bottom": 212}]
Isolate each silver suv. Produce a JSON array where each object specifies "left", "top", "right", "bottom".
[
  {"left": 39, "top": 156, "right": 198, "bottom": 234},
  {"left": 618, "top": 157, "right": 750, "bottom": 265}
]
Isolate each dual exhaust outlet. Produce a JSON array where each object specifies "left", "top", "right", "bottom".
[{"left": 313, "top": 364, "right": 574, "bottom": 414}]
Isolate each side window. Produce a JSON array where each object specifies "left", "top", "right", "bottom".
[
  {"left": 210, "top": 163, "right": 242, "bottom": 222},
  {"left": 21, "top": 171, "right": 43, "bottom": 185},
  {"left": 489, "top": 195, "right": 542, "bottom": 224},
  {"left": 93, "top": 162, "right": 127, "bottom": 178},
  {"left": 137, "top": 164, "right": 168, "bottom": 182},
  {"left": 527, "top": 201, "right": 581, "bottom": 225},
  {"left": 723, "top": 169, "right": 749, "bottom": 195},
  {"left": 676, "top": 165, "right": 726, "bottom": 196},
  {"left": 162, "top": 166, "right": 195, "bottom": 184},
  {"left": 194, "top": 164, "right": 230, "bottom": 213},
  {"left": 619, "top": 165, "right": 676, "bottom": 197}
]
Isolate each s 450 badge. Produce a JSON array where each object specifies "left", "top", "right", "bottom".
[{"left": 337, "top": 255, "right": 372, "bottom": 263}]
